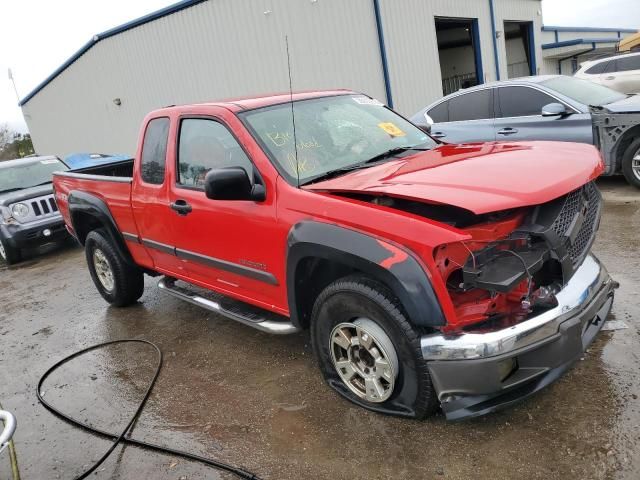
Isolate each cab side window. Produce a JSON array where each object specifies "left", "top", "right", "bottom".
[
  {"left": 496, "top": 87, "right": 556, "bottom": 118},
  {"left": 427, "top": 101, "right": 449, "bottom": 123},
  {"left": 616, "top": 55, "right": 640, "bottom": 72},
  {"left": 140, "top": 117, "right": 170, "bottom": 185},
  {"left": 448, "top": 90, "right": 492, "bottom": 122},
  {"left": 585, "top": 61, "right": 608, "bottom": 75},
  {"left": 177, "top": 119, "right": 253, "bottom": 188}
]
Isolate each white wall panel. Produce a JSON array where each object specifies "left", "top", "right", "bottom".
[
  {"left": 22, "top": 0, "right": 547, "bottom": 156},
  {"left": 22, "top": 0, "right": 387, "bottom": 157}
]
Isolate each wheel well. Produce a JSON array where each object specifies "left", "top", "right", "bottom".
[
  {"left": 71, "top": 211, "right": 105, "bottom": 245},
  {"left": 616, "top": 125, "right": 640, "bottom": 170},
  {"left": 293, "top": 257, "right": 360, "bottom": 329}
]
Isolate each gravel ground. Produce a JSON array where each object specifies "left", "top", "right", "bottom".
[{"left": 0, "top": 177, "right": 638, "bottom": 480}]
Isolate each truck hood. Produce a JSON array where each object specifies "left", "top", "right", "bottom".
[
  {"left": 601, "top": 94, "right": 640, "bottom": 113},
  {"left": 0, "top": 184, "right": 54, "bottom": 207},
  {"left": 304, "top": 141, "right": 603, "bottom": 214}
]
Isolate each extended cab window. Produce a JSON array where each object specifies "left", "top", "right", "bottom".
[
  {"left": 448, "top": 90, "right": 492, "bottom": 122},
  {"left": 177, "top": 119, "right": 253, "bottom": 188},
  {"left": 497, "top": 86, "right": 556, "bottom": 118},
  {"left": 140, "top": 117, "right": 170, "bottom": 185}
]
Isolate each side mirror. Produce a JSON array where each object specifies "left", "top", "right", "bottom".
[
  {"left": 204, "top": 167, "right": 265, "bottom": 201},
  {"left": 541, "top": 102, "right": 570, "bottom": 117},
  {"left": 417, "top": 123, "right": 432, "bottom": 134}
]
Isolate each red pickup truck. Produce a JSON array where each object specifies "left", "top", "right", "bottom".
[{"left": 53, "top": 90, "right": 616, "bottom": 420}]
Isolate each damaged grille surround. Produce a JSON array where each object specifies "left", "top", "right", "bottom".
[{"left": 462, "top": 182, "right": 602, "bottom": 294}]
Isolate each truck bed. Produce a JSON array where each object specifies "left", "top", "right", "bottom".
[
  {"left": 52, "top": 158, "right": 141, "bottom": 257},
  {"left": 62, "top": 158, "right": 134, "bottom": 179}
]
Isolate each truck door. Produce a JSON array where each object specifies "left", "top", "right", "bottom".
[
  {"left": 131, "top": 116, "right": 187, "bottom": 276},
  {"left": 166, "top": 113, "right": 285, "bottom": 312}
]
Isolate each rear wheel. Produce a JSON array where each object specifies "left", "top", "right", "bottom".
[
  {"left": 310, "top": 275, "right": 439, "bottom": 419},
  {"left": 621, "top": 137, "right": 640, "bottom": 189},
  {"left": 85, "top": 229, "right": 144, "bottom": 306},
  {"left": 0, "top": 238, "right": 21, "bottom": 265}
]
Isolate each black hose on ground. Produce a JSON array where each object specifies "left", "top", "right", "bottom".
[{"left": 36, "top": 339, "right": 262, "bottom": 480}]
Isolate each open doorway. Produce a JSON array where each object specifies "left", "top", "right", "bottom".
[
  {"left": 504, "top": 21, "right": 536, "bottom": 78},
  {"left": 435, "top": 17, "right": 483, "bottom": 95}
]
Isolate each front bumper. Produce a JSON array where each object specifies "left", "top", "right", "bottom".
[
  {"left": 0, "top": 216, "right": 68, "bottom": 249},
  {"left": 421, "top": 254, "right": 616, "bottom": 420}
]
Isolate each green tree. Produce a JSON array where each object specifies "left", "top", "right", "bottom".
[{"left": 0, "top": 124, "right": 34, "bottom": 160}]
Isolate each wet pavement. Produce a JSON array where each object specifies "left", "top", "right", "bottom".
[{"left": 1, "top": 177, "right": 639, "bottom": 480}]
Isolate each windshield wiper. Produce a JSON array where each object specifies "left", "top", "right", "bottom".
[
  {"left": 301, "top": 146, "right": 430, "bottom": 186},
  {"left": 362, "top": 146, "right": 431, "bottom": 165}
]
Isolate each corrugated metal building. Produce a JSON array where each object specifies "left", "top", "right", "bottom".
[{"left": 18, "top": 0, "right": 556, "bottom": 156}]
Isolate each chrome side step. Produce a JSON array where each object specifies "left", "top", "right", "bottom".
[{"left": 157, "top": 277, "right": 299, "bottom": 335}]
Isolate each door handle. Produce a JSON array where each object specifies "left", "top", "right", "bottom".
[
  {"left": 431, "top": 131, "right": 447, "bottom": 138},
  {"left": 605, "top": 76, "right": 615, "bottom": 80},
  {"left": 170, "top": 199, "right": 192, "bottom": 216},
  {"left": 497, "top": 128, "right": 518, "bottom": 135}
]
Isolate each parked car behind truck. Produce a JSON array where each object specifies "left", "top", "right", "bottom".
[
  {"left": 575, "top": 51, "right": 640, "bottom": 95},
  {"left": 53, "top": 91, "right": 616, "bottom": 420},
  {"left": 0, "top": 156, "right": 70, "bottom": 264},
  {"left": 411, "top": 75, "right": 640, "bottom": 188}
]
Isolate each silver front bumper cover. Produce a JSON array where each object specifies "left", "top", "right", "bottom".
[{"left": 421, "top": 254, "right": 614, "bottom": 361}]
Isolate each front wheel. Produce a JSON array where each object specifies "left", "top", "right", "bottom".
[
  {"left": 85, "top": 229, "right": 144, "bottom": 307},
  {"left": 621, "top": 137, "right": 640, "bottom": 189},
  {"left": 0, "top": 238, "right": 21, "bottom": 265},
  {"left": 310, "top": 275, "right": 439, "bottom": 419}
]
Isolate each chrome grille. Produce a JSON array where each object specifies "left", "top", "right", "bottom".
[{"left": 551, "top": 182, "right": 601, "bottom": 265}]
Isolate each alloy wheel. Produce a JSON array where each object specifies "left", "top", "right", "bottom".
[
  {"left": 632, "top": 149, "right": 640, "bottom": 182},
  {"left": 93, "top": 248, "right": 115, "bottom": 292},
  {"left": 330, "top": 318, "right": 399, "bottom": 403}
]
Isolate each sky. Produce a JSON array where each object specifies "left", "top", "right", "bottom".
[{"left": 1, "top": 0, "right": 639, "bottom": 134}]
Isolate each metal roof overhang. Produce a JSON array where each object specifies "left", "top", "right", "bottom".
[{"left": 542, "top": 40, "right": 619, "bottom": 59}]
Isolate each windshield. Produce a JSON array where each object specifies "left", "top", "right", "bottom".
[
  {"left": 240, "top": 94, "right": 435, "bottom": 185},
  {"left": 0, "top": 158, "right": 68, "bottom": 193},
  {"left": 541, "top": 76, "right": 627, "bottom": 106}
]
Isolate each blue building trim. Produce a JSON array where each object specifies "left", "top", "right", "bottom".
[
  {"left": 542, "top": 38, "right": 621, "bottom": 49},
  {"left": 557, "top": 42, "right": 596, "bottom": 74},
  {"left": 471, "top": 18, "right": 484, "bottom": 85},
  {"left": 372, "top": 0, "right": 393, "bottom": 108},
  {"left": 542, "top": 26, "right": 637, "bottom": 33},
  {"left": 527, "top": 22, "right": 537, "bottom": 75},
  {"left": 19, "top": 0, "right": 207, "bottom": 106},
  {"left": 488, "top": 0, "right": 500, "bottom": 80}
]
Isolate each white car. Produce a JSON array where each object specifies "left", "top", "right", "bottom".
[{"left": 575, "top": 52, "right": 640, "bottom": 94}]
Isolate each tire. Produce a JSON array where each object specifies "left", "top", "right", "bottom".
[
  {"left": 0, "top": 237, "right": 22, "bottom": 265},
  {"left": 310, "top": 275, "right": 439, "bottom": 419},
  {"left": 85, "top": 229, "right": 144, "bottom": 307},
  {"left": 621, "top": 137, "right": 640, "bottom": 189}
]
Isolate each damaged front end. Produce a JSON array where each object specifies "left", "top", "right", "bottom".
[
  {"left": 434, "top": 181, "right": 602, "bottom": 332},
  {"left": 591, "top": 104, "right": 640, "bottom": 175},
  {"left": 423, "top": 181, "right": 617, "bottom": 420}
]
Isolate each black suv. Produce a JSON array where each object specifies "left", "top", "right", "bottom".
[{"left": 0, "top": 156, "right": 70, "bottom": 264}]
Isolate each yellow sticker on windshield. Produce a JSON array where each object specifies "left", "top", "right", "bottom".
[{"left": 378, "top": 122, "right": 406, "bottom": 137}]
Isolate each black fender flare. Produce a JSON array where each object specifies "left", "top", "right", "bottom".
[
  {"left": 68, "top": 191, "right": 135, "bottom": 267},
  {"left": 286, "top": 221, "right": 445, "bottom": 329}
]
